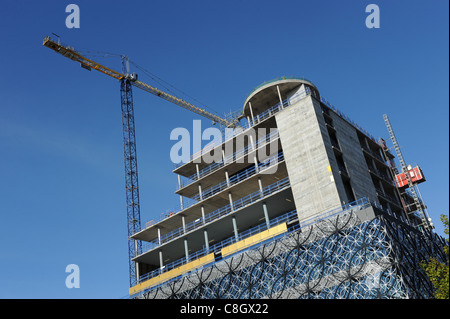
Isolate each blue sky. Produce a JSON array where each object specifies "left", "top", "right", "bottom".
[{"left": 0, "top": 0, "right": 448, "bottom": 298}]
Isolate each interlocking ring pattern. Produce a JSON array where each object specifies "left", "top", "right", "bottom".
[{"left": 140, "top": 210, "right": 447, "bottom": 299}]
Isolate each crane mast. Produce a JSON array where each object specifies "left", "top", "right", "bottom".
[
  {"left": 120, "top": 56, "right": 142, "bottom": 285},
  {"left": 43, "top": 35, "right": 237, "bottom": 286}
]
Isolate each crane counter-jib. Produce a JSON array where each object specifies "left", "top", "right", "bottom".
[{"left": 42, "top": 36, "right": 125, "bottom": 80}]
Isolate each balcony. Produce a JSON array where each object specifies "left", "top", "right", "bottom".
[
  {"left": 143, "top": 152, "right": 286, "bottom": 232},
  {"left": 133, "top": 176, "right": 292, "bottom": 250},
  {"left": 177, "top": 128, "right": 280, "bottom": 190},
  {"left": 133, "top": 209, "right": 299, "bottom": 290},
  {"left": 174, "top": 87, "right": 312, "bottom": 172}
]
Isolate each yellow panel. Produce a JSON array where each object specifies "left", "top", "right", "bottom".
[
  {"left": 221, "top": 223, "right": 288, "bottom": 258},
  {"left": 131, "top": 224, "right": 290, "bottom": 294},
  {"left": 129, "top": 253, "right": 215, "bottom": 295},
  {"left": 271, "top": 223, "right": 288, "bottom": 235},
  {"left": 221, "top": 246, "right": 230, "bottom": 256}
]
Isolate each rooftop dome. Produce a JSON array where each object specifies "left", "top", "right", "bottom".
[{"left": 243, "top": 77, "right": 319, "bottom": 118}]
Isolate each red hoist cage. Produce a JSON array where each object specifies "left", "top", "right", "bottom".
[{"left": 395, "top": 166, "right": 426, "bottom": 189}]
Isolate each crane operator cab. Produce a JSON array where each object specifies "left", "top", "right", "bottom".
[{"left": 126, "top": 72, "right": 138, "bottom": 82}]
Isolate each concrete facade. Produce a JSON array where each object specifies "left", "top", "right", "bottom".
[
  {"left": 275, "top": 93, "right": 342, "bottom": 221},
  {"left": 330, "top": 109, "right": 380, "bottom": 204}
]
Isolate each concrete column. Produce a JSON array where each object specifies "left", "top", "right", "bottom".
[
  {"left": 232, "top": 216, "right": 239, "bottom": 241},
  {"left": 177, "top": 174, "right": 182, "bottom": 189},
  {"left": 184, "top": 239, "right": 189, "bottom": 262},
  {"left": 196, "top": 164, "right": 201, "bottom": 179},
  {"left": 135, "top": 262, "right": 140, "bottom": 283},
  {"left": 276, "top": 85, "right": 284, "bottom": 108},
  {"left": 198, "top": 183, "right": 203, "bottom": 201},
  {"left": 204, "top": 229, "right": 210, "bottom": 253},
  {"left": 221, "top": 148, "right": 227, "bottom": 165},
  {"left": 179, "top": 195, "right": 184, "bottom": 210},
  {"left": 225, "top": 170, "right": 230, "bottom": 187},
  {"left": 201, "top": 205, "right": 206, "bottom": 224},
  {"left": 249, "top": 133, "right": 256, "bottom": 150},
  {"left": 228, "top": 192, "right": 234, "bottom": 211},
  {"left": 182, "top": 215, "right": 186, "bottom": 233},
  {"left": 159, "top": 250, "right": 164, "bottom": 272},
  {"left": 246, "top": 116, "right": 251, "bottom": 127},
  {"left": 254, "top": 156, "right": 259, "bottom": 172},
  {"left": 134, "top": 240, "right": 139, "bottom": 256},
  {"left": 157, "top": 227, "right": 161, "bottom": 245},
  {"left": 258, "top": 177, "right": 263, "bottom": 193},
  {"left": 262, "top": 202, "right": 270, "bottom": 229},
  {"left": 248, "top": 102, "right": 255, "bottom": 122}
]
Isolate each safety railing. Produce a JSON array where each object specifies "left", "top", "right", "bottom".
[
  {"left": 149, "top": 152, "right": 284, "bottom": 231},
  {"left": 248, "top": 87, "right": 311, "bottom": 127},
  {"left": 131, "top": 196, "right": 383, "bottom": 293},
  {"left": 174, "top": 87, "right": 311, "bottom": 169},
  {"left": 246, "top": 76, "right": 314, "bottom": 98},
  {"left": 190, "top": 151, "right": 284, "bottom": 202},
  {"left": 320, "top": 95, "right": 378, "bottom": 144},
  {"left": 175, "top": 84, "right": 379, "bottom": 172},
  {"left": 135, "top": 209, "right": 298, "bottom": 285},
  {"left": 178, "top": 128, "right": 280, "bottom": 189},
  {"left": 138, "top": 176, "right": 291, "bottom": 252},
  {"left": 297, "top": 197, "right": 373, "bottom": 230}
]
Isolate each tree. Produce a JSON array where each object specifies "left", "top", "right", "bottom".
[{"left": 421, "top": 214, "right": 449, "bottom": 299}]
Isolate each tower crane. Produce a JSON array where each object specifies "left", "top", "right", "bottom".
[{"left": 42, "top": 35, "right": 240, "bottom": 286}]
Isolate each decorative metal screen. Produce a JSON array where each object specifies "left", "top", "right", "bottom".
[{"left": 139, "top": 208, "right": 446, "bottom": 299}]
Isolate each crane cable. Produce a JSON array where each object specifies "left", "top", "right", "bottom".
[
  {"left": 128, "top": 59, "right": 223, "bottom": 118},
  {"left": 78, "top": 49, "right": 235, "bottom": 125}
]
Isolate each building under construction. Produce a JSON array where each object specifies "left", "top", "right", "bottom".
[
  {"left": 43, "top": 37, "right": 447, "bottom": 299},
  {"left": 129, "top": 78, "right": 446, "bottom": 299}
]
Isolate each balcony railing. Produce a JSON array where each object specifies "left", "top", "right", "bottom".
[
  {"left": 131, "top": 196, "right": 381, "bottom": 292},
  {"left": 191, "top": 152, "right": 285, "bottom": 202},
  {"left": 319, "top": 96, "right": 378, "bottom": 144},
  {"left": 174, "top": 87, "right": 312, "bottom": 169},
  {"left": 138, "top": 176, "right": 291, "bottom": 252},
  {"left": 178, "top": 128, "right": 280, "bottom": 189},
  {"left": 149, "top": 152, "right": 285, "bottom": 228},
  {"left": 135, "top": 209, "right": 299, "bottom": 286}
]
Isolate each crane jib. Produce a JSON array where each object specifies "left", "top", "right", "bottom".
[{"left": 42, "top": 35, "right": 234, "bottom": 127}]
